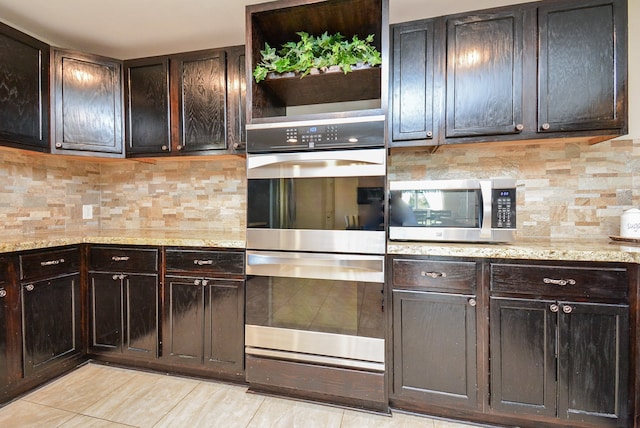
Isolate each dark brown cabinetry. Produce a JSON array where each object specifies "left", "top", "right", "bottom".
[
  {"left": 246, "top": 0, "right": 387, "bottom": 122},
  {"left": 124, "top": 46, "right": 246, "bottom": 157},
  {"left": 19, "top": 247, "right": 82, "bottom": 377},
  {"left": 490, "top": 262, "right": 630, "bottom": 427},
  {"left": 0, "top": 22, "right": 49, "bottom": 152},
  {"left": 390, "top": 257, "right": 480, "bottom": 411},
  {"left": 389, "top": 0, "right": 627, "bottom": 148},
  {"left": 123, "top": 57, "right": 170, "bottom": 156},
  {"left": 0, "top": 258, "right": 10, "bottom": 389},
  {"left": 445, "top": 9, "right": 524, "bottom": 138},
  {"left": 537, "top": 0, "right": 627, "bottom": 134},
  {"left": 163, "top": 249, "right": 244, "bottom": 378},
  {"left": 391, "top": 20, "right": 436, "bottom": 144},
  {"left": 88, "top": 246, "right": 159, "bottom": 359},
  {"left": 51, "top": 49, "right": 124, "bottom": 157}
]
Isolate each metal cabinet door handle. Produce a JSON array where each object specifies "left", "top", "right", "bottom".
[{"left": 549, "top": 303, "right": 559, "bottom": 313}]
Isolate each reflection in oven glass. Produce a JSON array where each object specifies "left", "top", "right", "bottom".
[{"left": 246, "top": 276, "right": 384, "bottom": 339}]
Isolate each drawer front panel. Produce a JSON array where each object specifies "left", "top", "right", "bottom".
[
  {"left": 90, "top": 246, "right": 159, "bottom": 273},
  {"left": 490, "top": 263, "right": 628, "bottom": 300},
  {"left": 392, "top": 258, "right": 476, "bottom": 292},
  {"left": 20, "top": 247, "right": 80, "bottom": 280},
  {"left": 166, "top": 249, "right": 244, "bottom": 275}
]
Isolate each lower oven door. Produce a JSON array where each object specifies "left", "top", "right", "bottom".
[{"left": 245, "top": 250, "right": 385, "bottom": 372}]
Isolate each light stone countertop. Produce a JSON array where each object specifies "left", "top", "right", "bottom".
[
  {"left": 0, "top": 229, "right": 246, "bottom": 254},
  {"left": 387, "top": 239, "right": 640, "bottom": 263},
  {"left": 3, "top": 230, "right": 640, "bottom": 264}
]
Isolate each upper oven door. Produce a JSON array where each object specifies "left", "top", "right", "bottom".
[{"left": 247, "top": 148, "right": 386, "bottom": 254}]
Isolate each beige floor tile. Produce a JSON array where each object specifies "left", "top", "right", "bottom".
[
  {"left": 81, "top": 370, "right": 200, "bottom": 428},
  {"left": 154, "top": 382, "right": 264, "bottom": 428},
  {"left": 343, "top": 408, "right": 435, "bottom": 427},
  {"left": 0, "top": 399, "right": 76, "bottom": 428},
  {"left": 59, "top": 413, "right": 135, "bottom": 427},
  {"left": 247, "top": 395, "right": 344, "bottom": 428},
  {"left": 22, "top": 363, "right": 136, "bottom": 413}
]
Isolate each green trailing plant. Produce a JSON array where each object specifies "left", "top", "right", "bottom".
[{"left": 253, "top": 31, "right": 382, "bottom": 83}]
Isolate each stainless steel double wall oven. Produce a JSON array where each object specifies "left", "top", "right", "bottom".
[{"left": 245, "top": 116, "right": 387, "bottom": 376}]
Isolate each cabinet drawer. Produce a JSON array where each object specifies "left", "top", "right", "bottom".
[
  {"left": 90, "top": 246, "right": 158, "bottom": 273},
  {"left": 490, "top": 263, "right": 628, "bottom": 301},
  {"left": 392, "top": 258, "right": 476, "bottom": 292},
  {"left": 166, "top": 249, "right": 244, "bottom": 275},
  {"left": 20, "top": 247, "right": 80, "bottom": 281}
]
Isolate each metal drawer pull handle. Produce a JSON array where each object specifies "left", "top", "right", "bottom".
[
  {"left": 543, "top": 278, "right": 576, "bottom": 286},
  {"left": 40, "top": 258, "right": 65, "bottom": 266},
  {"left": 421, "top": 271, "right": 446, "bottom": 278},
  {"left": 111, "top": 256, "right": 130, "bottom": 262},
  {"left": 25, "top": 284, "right": 35, "bottom": 292},
  {"left": 194, "top": 259, "right": 214, "bottom": 266},
  {"left": 0, "top": 289, "right": 6, "bottom": 298}
]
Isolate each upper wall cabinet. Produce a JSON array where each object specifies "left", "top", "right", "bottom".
[
  {"left": 51, "top": 49, "right": 124, "bottom": 157},
  {"left": 389, "top": 0, "right": 628, "bottom": 148},
  {"left": 537, "top": 0, "right": 627, "bottom": 134},
  {"left": 445, "top": 9, "right": 524, "bottom": 138},
  {"left": 246, "top": 0, "right": 388, "bottom": 124},
  {"left": 0, "top": 22, "right": 49, "bottom": 152},
  {"left": 124, "top": 46, "right": 245, "bottom": 158},
  {"left": 391, "top": 19, "right": 437, "bottom": 144}
]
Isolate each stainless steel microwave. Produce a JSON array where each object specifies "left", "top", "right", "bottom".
[{"left": 388, "top": 178, "right": 516, "bottom": 243}]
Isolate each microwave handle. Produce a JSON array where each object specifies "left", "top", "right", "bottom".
[{"left": 479, "top": 180, "right": 492, "bottom": 239}]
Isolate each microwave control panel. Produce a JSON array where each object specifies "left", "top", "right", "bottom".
[{"left": 492, "top": 188, "right": 516, "bottom": 229}]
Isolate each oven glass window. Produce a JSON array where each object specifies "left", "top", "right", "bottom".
[
  {"left": 246, "top": 276, "right": 384, "bottom": 339},
  {"left": 391, "top": 189, "right": 481, "bottom": 227},
  {"left": 248, "top": 176, "right": 385, "bottom": 231}
]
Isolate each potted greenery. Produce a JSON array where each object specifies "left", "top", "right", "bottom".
[{"left": 252, "top": 31, "right": 382, "bottom": 83}]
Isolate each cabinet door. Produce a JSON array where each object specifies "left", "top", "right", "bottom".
[
  {"left": 490, "top": 297, "right": 556, "bottom": 416},
  {"left": 226, "top": 46, "right": 246, "bottom": 152},
  {"left": 164, "top": 276, "right": 204, "bottom": 365},
  {"left": 21, "top": 274, "right": 81, "bottom": 377},
  {"left": 557, "top": 301, "right": 629, "bottom": 427},
  {"left": 123, "top": 274, "right": 158, "bottom": 358},
  {"left": 537, "top": 0, "right": 627, "bottom": 133},
  {"left": 89, "top": 272, "right": 123, "bottom": 352},
  {"left": 124, "top": 57, "right": 171, "bottom": 156},
  {"left": 393, "top": 290, "right": 477, "bottom": 408},
  {"left": 445, "top": 10, "right": 523, "bottom": 137},
  {"left": 203, "top": 279, "right": 244, "bottom": 375},
  {"left": 0, "top": 280, "right": 7, "bottom": 389},
  {"left": 0, "top": 22, "right": 49, "bottom": 151},
  {"left": 175, "top": 49, "right": 227, "bottom": 153},
  {"left": 390, "top": 20, "right": 435, "bottom": 144},
  {"left": 52, "top": 49, "right": 124, "bottom": 156}
]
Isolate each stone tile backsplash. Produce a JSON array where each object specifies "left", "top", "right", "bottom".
[
  {"left": 1, "top": 138, "right": 638, "bottom": 240},
  {"left": 388, "top": 139, "right": 640, "bottom": 239}
]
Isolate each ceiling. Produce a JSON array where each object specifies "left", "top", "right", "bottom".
[{"left": 0, "top": 0, "right": 533, "bottom": 59}]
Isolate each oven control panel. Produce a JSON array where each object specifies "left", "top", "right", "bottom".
[{"left": 246, "top": 116, "right": 385, "bottom": 153}]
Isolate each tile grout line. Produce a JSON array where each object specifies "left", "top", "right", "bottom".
[{"left": 149, "top": 379, "right": 203, "bottom": 428}]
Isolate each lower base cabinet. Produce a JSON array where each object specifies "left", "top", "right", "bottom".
[
  {"left": 490, "top": 297, "right": 629, "bottom": 427},
  {"left": 88, "top": 246, "right": 160, "bottom": 360},
  {"left": 392, "top": 290, "right": 478, "bottom": 409},
  {"left": 162, "top": 249, "right": 244, "bottom": 378},
  {"left": 390, "top": 256, "right": 634, "bottom": 428}
]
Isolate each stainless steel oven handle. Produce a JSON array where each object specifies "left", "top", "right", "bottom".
[
  {"left": 246, "top": 148, "right": 386, "bottom": 179},
  {"left": 247, "top": 252, "right": 383, "bottom": 273}
]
